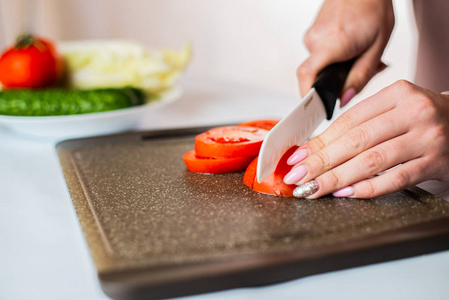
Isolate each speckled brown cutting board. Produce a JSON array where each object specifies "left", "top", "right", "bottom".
[{"left": 56, "top": 126, "right": 449, "bottom": 300}]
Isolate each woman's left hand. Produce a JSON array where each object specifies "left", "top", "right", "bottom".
[{"left": 283, "top": 80, "right": 449, "bottom": 199}]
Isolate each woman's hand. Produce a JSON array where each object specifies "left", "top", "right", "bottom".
[
  {"left": 298, "top": 0, "right": 394, "bottom": 106},
  {"left": 284, "top": 80, "right": 449, "bottom": 199}
]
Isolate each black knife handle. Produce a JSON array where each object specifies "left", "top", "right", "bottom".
[{"left": 312, "top": 59, "right": 355, "bottom": 120}]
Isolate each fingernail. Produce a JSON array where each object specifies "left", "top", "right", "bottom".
[
  {"left": 284, "top": 165, "right": 308, "bottom": 184},
  {"left": 340, "top": 88, "right": 356, "bottom": 108},
  {"left": 332, "top": 186, "right": 354, "bottom": 197},
  {"left": 287, "top": 148, "right": 309, "bottom": 165},
  {"left": 293, "top": 180, "right": 319, "bottom": 198}
]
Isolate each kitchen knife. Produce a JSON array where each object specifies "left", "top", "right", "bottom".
[{"left": 256, "top": 59, "right": 354, "bottom": 183}]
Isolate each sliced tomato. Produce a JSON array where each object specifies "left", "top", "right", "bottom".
[
  {"left": 243, "top": 157, "right": 257, "bottom": 188},
  {"left": 183, "top": 150, "right": 255, "bottom": 174},
  {"left": 238, "top": 119, "right": 280, "bottom": 131},
  {"left": 194, "top": 126, "right": 268, "bottom": 158},
  {"left": 243, "top": 146, "right": 298, "bottom": 197}
]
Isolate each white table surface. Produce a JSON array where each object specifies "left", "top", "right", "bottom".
[{"left": 1, "top": 77, "right": 449, "bottom": 300}]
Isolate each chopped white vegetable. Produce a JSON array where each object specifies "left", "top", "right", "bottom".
[{"left": 59, "top": 40, "right": 191, "bottom": 95}]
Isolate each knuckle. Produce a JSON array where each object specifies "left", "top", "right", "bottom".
[
  {"left": 347, "top": 126, "right": 371, "bottom": 152},
  {"left": 308, "top": 135, "right": 327, "bottom": 153},
  {"left": 304, "top": 24, "right": 347, "bottom": 50},
  {"left": 304, "top": 27, "right": 320, "bottom": 49},
  {"left": 362, "top": 149, "right": 386, "bottom": 172},
  {"left": 314, "top": 150, "right": 332, "bottom": 170},
  {"left": 296, "top": 64, "right": 311, "bottom": 80},
  {"left": 414, "top": 161, "right": 428, "bottom": 178},
  {"left": 393, "top": 79, "right": 415, "bottom": 94},
  {"left": 333, "top": 111, "right": 356, "bottom": 133},
  {"left": 325, "top": 169, "right": 342, "bottom": 188},
  {"left": 391, "top": 171, "right": 410, "bottom": 190},
  {"left": 363, "top": 180, "right": 378, "bottom": 198},
  {"left": 411, "top": 95, "right": 438, "bottom": 122},
  {"left": 428, "top": 123, "right": 447, "bottom": 142}
]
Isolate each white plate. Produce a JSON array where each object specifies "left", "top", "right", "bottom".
[{"left": 0, "top": 87, "right": 182, "bottom": 140}]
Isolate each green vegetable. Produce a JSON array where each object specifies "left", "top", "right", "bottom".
[{"left": 0, "top": 87, "right": 146, "bottom": 116}]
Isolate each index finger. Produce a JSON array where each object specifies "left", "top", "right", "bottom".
[
  {"left": 297, "top": 53, "right": 331, "bottom": 97},
  {"left": 297, "top": 47, "right": 358, "bottom": 97}
]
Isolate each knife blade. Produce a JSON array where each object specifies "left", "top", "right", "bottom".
[{"left": 256, "top": 60, "right": 354, "bottom": 183}]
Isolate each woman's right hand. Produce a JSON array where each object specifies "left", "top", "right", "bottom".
[{"left": 297, "top": 0, "right": 395, "bottom": 106}]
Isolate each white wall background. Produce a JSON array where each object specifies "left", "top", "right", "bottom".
[{"left": 0, "top": 0, "right": 417, "bottom": 102}]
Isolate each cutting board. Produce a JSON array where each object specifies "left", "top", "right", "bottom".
[{"left": 56, "top": 126, "right": 449, "bottom": 300}]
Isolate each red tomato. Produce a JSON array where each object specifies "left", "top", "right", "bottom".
[
  {"left": 243, "top": 146, "right": 298, "bottom": 197},
  {"left": 238, "top": 119, "right": 280, "bottom": 131},
  {"left": 0, "top": 34, "right": 62, "bottom": 89},
  {"left": 183, "top": 150, "right": 256, "bottom": 174},
  {"left": 243, "top": 156, "right": 257, "bottom": 188},
  {"left": 194, "top": 126, "right": 268, "bottom": 158}
]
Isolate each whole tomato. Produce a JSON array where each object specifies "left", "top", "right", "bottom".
[{"left": 0, "top": 34, "right": 62, "bottom": 89}]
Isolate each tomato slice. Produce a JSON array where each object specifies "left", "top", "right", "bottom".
[
  {"left": 238, "top": 119, "right": 280, "bottom": 131},
  {"left": 183, "top": 150, "right": 256, "bottom": 174},
  {"left": 194, "top": 126, "right": 268, "bottom": 158},
  {"left": 243, "top": 146, "right": 298, "bottom": 197},
  {"left": 243, "top": 157, "right": 257, "bottom": 188}
]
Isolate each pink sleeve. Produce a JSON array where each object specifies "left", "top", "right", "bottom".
[{"left": 414, "top": 0, "right": 449, "bottom": 92}]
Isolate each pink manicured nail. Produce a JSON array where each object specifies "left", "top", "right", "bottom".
[
  {"left": 287, "top": 148, "right": 309, "bottom": 165},
  {"left": 340, "top": 88, "right": 356, "bottom": 108},
  {"left": 284, "top": 165, "right": 308, "bottom": 184},
  {"left": 332, "top": 186, "right": 354, "bottom": 197}
]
